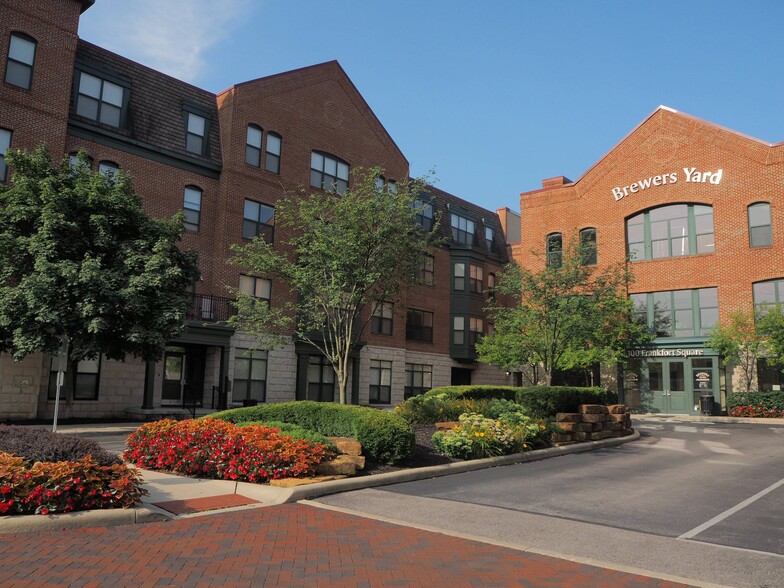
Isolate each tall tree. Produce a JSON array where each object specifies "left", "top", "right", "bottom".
[
  {"left": 476, "top": 240, "right": 648, "bottom": 385},
  {"left": 0, "top": 147, "right": 200, "bottom": 381},
  {"left": 231, "top": 168, "right": 434, "bottom": 404}
]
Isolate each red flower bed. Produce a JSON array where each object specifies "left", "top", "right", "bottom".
[
  {"left": 729, "top": 405, "right": 784, "bottom": 418},
  {"left": 0, "top": 452, "right": 146, "bottom": 516},
  {"left": 123, "top": 418, "right": 333, "bottom": 483}
]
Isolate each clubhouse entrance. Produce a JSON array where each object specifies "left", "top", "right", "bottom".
[{"left": 622, "top": 347, "right": 720, "bottom": 415}]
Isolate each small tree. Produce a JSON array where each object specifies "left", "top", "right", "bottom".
[
  {"left": 476, "top": 240, "right": 648, "bottom": 385},
  {"left": 0, "top": 147, "right": 200, "bottom": 391},
  {"left": 231, "top": 168, "right": 434, "bottom": 404}
]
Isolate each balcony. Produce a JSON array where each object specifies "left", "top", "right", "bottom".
[{"left": 185, "top": 294, "right": 236, "bottom": 323}]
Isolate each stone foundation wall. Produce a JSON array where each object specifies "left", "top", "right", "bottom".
[{"left": 552, "top": 404, "right": 634, "bottom": 445}]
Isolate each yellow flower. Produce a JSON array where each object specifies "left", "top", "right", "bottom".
[{"left": 479, "top": 432, "right": 485, "bottom": 437}]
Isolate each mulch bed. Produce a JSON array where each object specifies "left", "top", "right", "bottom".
[{"left": 358, "top": 424, "right": 460, "bottom": 476}]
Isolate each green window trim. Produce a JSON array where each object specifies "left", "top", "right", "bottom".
[
  {"left": 631, "top": 287, "right": 718, "bottom": 337},
  {"left": 627, "top": 204, "right": 714, "bottom": 262}
]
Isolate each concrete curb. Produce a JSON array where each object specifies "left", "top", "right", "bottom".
[
  {"left": 282, "top": 430, "right": 641, "bottom": 503},
  {"left": 634, "top": 414, "right": 784, "bottom": 425},
  {"left": 0, "top": 506, "right": 169, "bottom": 534}
]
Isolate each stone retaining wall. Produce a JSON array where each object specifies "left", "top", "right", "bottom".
[{"left": 552, "top": 404, "right": 634, "bottom": 445}]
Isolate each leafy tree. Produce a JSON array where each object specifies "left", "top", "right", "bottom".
[
  {"left": 476, "top": 240, "right": 648, "bottom": 385},
  {"left": 0, "top": 147, "right": 200, "bottom": 390},
  {"left": 707, "top": 305, "right": 784, "bottom": 393},
  {"left": 231, "top": 167, "right": 435, "bottom": 404}
]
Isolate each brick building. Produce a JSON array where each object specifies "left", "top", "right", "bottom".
[
  {"left": 515, "top": 105, "right": 784, "bottom": 414},
  {"left": 0, "top": 0, "right": 512, "bottom": 420}
]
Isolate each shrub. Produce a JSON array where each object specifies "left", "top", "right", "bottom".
[
  {"left": 727, "top": 391, "right": 784, "bottom": 418},
  {"left": 0, "top": 425, "right": 122, "bottom": 466},
  {"left": 211, "top": 401, "right": 414, "bottom": 464},
  {"left": 513, "top": 386, "right": 617, "bottom": 419},
  {"left": 394, "top": 394, "right": 491, "bottom": 424},
  {"left": 123, "top": 418, "right": 333, "bottom": 482},
  {"left": 241, "top": 421, "right": 336, "bottom": 452},
  {"left": 0, "top": 451, "right": 145, "bottom": 516},
  {"left": 432, "top": 412, "right": 543, "bottom": 459}
]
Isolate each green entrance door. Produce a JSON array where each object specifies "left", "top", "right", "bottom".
[{"left": 648, "top": 359, "right": 690, "bottom": 414}]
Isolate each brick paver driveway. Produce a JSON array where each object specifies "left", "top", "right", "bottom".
[{"left": 0, "top": 503, "right": 686, "bottom": 587}]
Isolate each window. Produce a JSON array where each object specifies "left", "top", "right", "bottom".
[
  {"left": 469, "top": 265, "right": 483, "bottom": 293},
  {"left": 76, "top": 71, "right": 125, "bottom": 128},
  {"left": 307, "top": 355, "right": 334, "bottom": 402},
  {"left": 757, "top": 358, "right": 783, "bottom": 392},
  {"left": 98, "top": 160, "right": 119, "bottom": 180},
  {"left": 265, "top": 133, "right": 281, "bottom": 173},
  {"left": 469, "top": 317, "right": 484, "bottom": 344},
  {"left": 233, "top": 349, "right": 267, "bottom": 404},
  {"left": 185, "top": 112, "right": 206, "bottom": 155},
  {"left": 404, "top": 364, "right": 432, "bottom": 399},
  {"left": 453, "top": 263, "right": 465, "bottom": 291},
  {"left": 453, "top": 316, "right": 465, "bottom": 345},
  {"left": 369, "top": 360, "right": 392, "bottom": 404},
  {"left": 487, "top": 273, "right": 496, "bottom": 299},
  {"left": 749, "top": 203, "right": 772, "bottom": 247},
  {"left": 753, "top": 279, "right": 784, "bottom": 312},
  {"left": 69, "top": 152, "right": 92, "bottom": 170},
  {"left": 451, "top": 213, "right": 475, "bottom": 245},
  {"left": 239, "top": 275, "right": 271, "bottom": 301},
  {"left": 371, "top": 301, "right": 393, "bottom": 335},
  {"left": 485, "top": 225, "right": 496, "bottom": 253},
  {"left": 243, "top": 199, "right": 275, "bottom": 241},
  {"left": 626, "top": 204, "right": 714, "bottom": 261},
  {"left": 48, "top": 356, "right": 101, "bottom": 401},
  {"left": 411, "top": 200, "right": 434, "bottom": 231},
  {"left": 245, "top": 124, "right": 262, "bottom": 167},
  {"left": 580, "top": 227, "right": 597, "bottom": 266},
  {"left": 406, "top": 309, "right": 433, "bottom": 342},
  {"left": 546, "top": 233, "right": 562, "bottom": 268},
  {"left": 375, "top": 176, "right": 385, "bottom": 191},
  {"left": 387, "top": 180, "right": 397, "bottom": 193},
  {"left": 5, "top": 33, "right": 36, "bottom": 89},
  {"left": 183, "top": 186, "right": 202, "bottom": 232},
  {"left": 632, "top": 287, "right": 718, "bottom": 337},
  {"left": 416, "top": 254, "right": 434, "bottom": 285},
  {"left": 0, "top": 128, "right": 11, "bottom": 182},
  {"left": 310, "top": 152, "right": 349, "bottom": 195}
]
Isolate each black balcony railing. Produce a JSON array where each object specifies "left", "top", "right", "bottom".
[{"left": 186, "top": 294, "right": 236, "bottom": 323}]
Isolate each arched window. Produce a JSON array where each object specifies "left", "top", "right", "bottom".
[
  {"left": 5, "top": 32, "right": 37, "bottom": 89},
  {"left": 626, "top": 204, "right": 713, "bottom": 261},
  {"left": 748, "top": 202, "right": 772, "bottom": 247},
  {"left": 546, "top": 233, "right": 562, "bottom": 268},
  {"left": 245, "top": 124, "right": 262, "bottom": 167},
  {"left": 579, "top": 227, "right": 597, "bottom": 266}
]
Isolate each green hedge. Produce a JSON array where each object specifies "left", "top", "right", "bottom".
[
  {"left": 241, "top": 421, "right": 337, "bottom": 452},
  {"left": 398, "top": 385, "right": 617, "bottom": 422},
  {"left": 210, "top": 401, "right": 414, "bottom": 464},
  {"left": 727, "top": 391, "right": 784, "bottom": 417}
]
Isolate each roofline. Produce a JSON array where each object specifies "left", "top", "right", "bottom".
[
  {"left": 79, "top": 0, "right": 95, "bottom": 13},
  {"left": 521, "top": 105, "right": 784, "bottom": 198},
  {"left": 426, "top": 183, "right": 503, "bottom": 220}
]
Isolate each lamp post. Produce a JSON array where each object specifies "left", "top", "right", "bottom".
[{"left": 52, "top": 336, "right": 69, "bottom": 432}]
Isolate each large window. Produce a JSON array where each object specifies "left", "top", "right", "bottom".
[
  {"left": 265, "top": 133, "right": 281, "bottom": 174},
  {"left": 239, "top": 275, "right": 271, "bottom": 301},
  {"left": 453, "top": 263, "right": 465, "bottom": 291},
  {"left": 753, "top": 279, "right": 784, "bottom": 312},
  {"left": 453, "top": 316, "right": 465, "bottom": 345},
  {"left": 631, "top": 287, "right": 718, "bottom": 337},
  {"left": 183, "top": 186, "right": 202, "bottom": 232},
  {"left": 76, "top": 71, "right": 125, "bottom": 128},
  {"left": 404, "top": 364, "right": 432, "bottom": 399},
  {"left": 5, "top": 33, "right": 36, "bottom": 89},
  {"left": 451, "top": 213, "right": 475, "bottom": 245},
  {"left": 48, "top": 356, "right": 101, "bottom": 401},
  {"left": 310, "top": 152, "right": 349, "bottom": 195},
  {"left": 0, "top": 128, "right": 11, "bottom": 182},
  {"left": 243, "top": 199, "right": 275, "bottom": 241},
  {"left": 185, "top": 112, "right": 207, "bottom": 155},
  {"left": 245, "top": 124, "right": 262, "bottom": 167},
  {"left": 371, "top": 301, "right": 393, "bottom": 335},
  {"left": 406, "top": 309, "right": 433, "bottom": 342},
  {"left": 626, "top": 204, "right": 714, "bottom": 261},
  {"left": 749, "top": 203, "right": 772, "bottom": 248},
  {"left": 580, "top": 227, "right": 597, "bottom": 266},
  {"left": 757, "top": 358, "right": 783, "bottom": 392},
  {"left": 546, "top": 233, "right": 562, "bottom": 268},
  {"left": 233, "top": 349, "right": 267, "bottom": 404},
  {"left": 469, "top": 265, "right": 483, "bottom": 293},
  {"left": 416, "top": 254, "right": 434, "bottom": 285},
  {"left": 307, "top": 355, "right": 334, "bottom": 402},
  {"left": 369, "top": 360, "right": 392, "bottom": 404},
  {"left": 411, "top": 200, "right": 434, "bottom": 231}
]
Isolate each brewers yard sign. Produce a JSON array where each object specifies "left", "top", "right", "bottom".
[{"left": 613, "top": 167, "right": 723, "bottom": 201}]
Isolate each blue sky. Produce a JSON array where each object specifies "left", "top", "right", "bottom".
[{"left": 78, "top": 1, "right": 784, "bottom": 214}]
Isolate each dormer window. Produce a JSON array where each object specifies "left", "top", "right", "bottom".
[
  {"left": 186, "top": 112, "right": 206, "bottom": 155},
  {"left": 76, "top": 71, "right": 126, "bottom": 128}
]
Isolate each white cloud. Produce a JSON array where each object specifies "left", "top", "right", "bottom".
[{"left": 78, "top": 0, "right": 250, "bottom": 83}]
